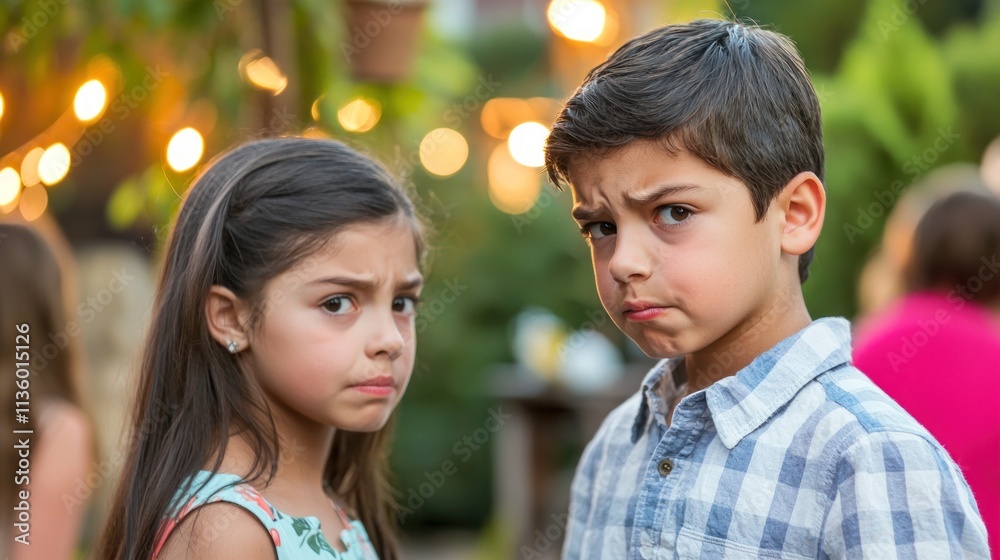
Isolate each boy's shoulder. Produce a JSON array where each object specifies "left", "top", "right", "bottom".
[{"left": 584, "top": 350, "right": 950, "bottom": 472}]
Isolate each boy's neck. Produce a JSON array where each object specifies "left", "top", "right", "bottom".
[{"left": 682, "top": 296, "right": 813, "bottom": 397}]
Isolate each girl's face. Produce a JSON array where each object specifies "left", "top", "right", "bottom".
[{"left": 241, "top": 218, "right": 423, "bottom": 433}]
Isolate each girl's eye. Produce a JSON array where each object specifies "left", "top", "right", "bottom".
[
  {"left": 322, "top": 296, "right": 356, "bottom": 315},
  {"left": 393, "top": 296, "right": 418, "bottom": 314},
  {"left": 656, "top": 205, "right": 693, "bottom": 226},
  {"left": 581, "top": 222, "right": 617, "bottom": 239}
]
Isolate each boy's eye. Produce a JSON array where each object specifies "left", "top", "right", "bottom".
[
  {"left": 322, "top": 296, "right": 356, "bottom": 315},
  {"left": 393, "top": 296, "right": 418, "bottom": 314},
  {"left": 656, "top": 205, "right": 692, "bottom": 225},
  {"left": 581, "top": 222, "right": 617, "bottom": 239}
]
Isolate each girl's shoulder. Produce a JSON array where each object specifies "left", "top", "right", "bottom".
[{"left": 154, "top": 470, "right": 381, "bottom": 560}]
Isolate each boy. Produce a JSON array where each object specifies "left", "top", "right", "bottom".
[{"left": 543, "top": 19, "right": 989, "bottom": 559}]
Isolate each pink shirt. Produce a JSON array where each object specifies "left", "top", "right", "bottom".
[{"left": 853, "top": 291, "right": 1000, "bottom": 557}]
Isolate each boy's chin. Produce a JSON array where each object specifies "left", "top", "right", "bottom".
[{"left": 628, "top": 332, "right": 691, "bottom": 360}]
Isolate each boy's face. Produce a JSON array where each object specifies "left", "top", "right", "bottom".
[{"left": 568, "top": 141, "right": 792, "bottom": 359}]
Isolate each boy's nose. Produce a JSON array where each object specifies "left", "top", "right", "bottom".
[{"left": 607, "top": 230, "right": 653, "bottom": 283}]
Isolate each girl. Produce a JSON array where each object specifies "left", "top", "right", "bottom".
[
  {"left": 96, "top": 137, "right": 426, "bottom": 560},
  {"left": 0, "top": 221, "right": 94, "bottom": 559}
]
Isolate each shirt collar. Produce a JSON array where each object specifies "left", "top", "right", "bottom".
[{"left": 630, "top": 317, "right": 853, "bottom": 447}]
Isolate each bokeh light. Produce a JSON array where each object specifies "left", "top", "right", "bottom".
[
  {"left": 0, "top": 167, "right": 21, "bottom": 209},
  {"left": 488, "top": 144, "right": 541, "bottom": 214},
  {"left": 507, "top": 122, "right": 550, "bottom": 167},
  {"left": 166, "top": 128, "right": 205, "bottom": 172},
  {"left": 241, "top": 51, "right": 288, "bottom": 95},
  {"left": 74, "top": 79, "right": 108, "bottom": 122},
  {"left": 20, "top": 147, "right": 44, "bottom": 187},
  {"left": 38, "top": 143, "right": 71, "bottom": 186},
  {"left": 18, "top": 184, "right": 48, "bottom": 221},
  {"left": 420, "top": 128, "right": 469, "bottom": 177},
  {"left": 547, "top": 0, "right": 607, "bottom": 43},
  {"left": 337, "top": 97, "right": 381, "bottom": 133}
]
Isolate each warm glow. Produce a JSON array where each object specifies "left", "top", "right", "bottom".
[
  {"left": 420, "top": 128, "right": 469, "bottom": 177},
  {"left": 507, "top": 122, "right": 549, "bottom": 168},
  {"left": 166, "top": 128, "right": 205, "bottom": 172},
  {"left": 38, "top": 143, "right": 71, "bottom": 186},
  {"left": 0, "top": 168, "right": 21, "bottom": 208},
  {"left": 311, "top": 96, "right": 324, "bottom": 121},
  {"left": 337, "top": 98, "right": 381, "bottom": 133},
  {"left": 74, "top": 79, "right": 107, "bottom": 122},
  {"left": 0, "top": 91, "right": 4, "bottom": 121},
  {"left": 20, "top": 147, "right": 44, "bottom": 187},
  {"left": 19, "top": 185, "right": 48, "bottom": 221},
  {"left": 242, "top": 51, "right": 288, "bottom": 95},
  {"left": 488, "top": 144, "right": 541, "bottom": 214},
  {"left": 481, "top": 98, "right": 534, "bottom": 139},
  {"left": 547, "top": 0, "right": 607, "bottom": 43}
]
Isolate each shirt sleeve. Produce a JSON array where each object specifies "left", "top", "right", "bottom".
[{"left": 820, "top": 430, "right": 989, "bottom": 559}]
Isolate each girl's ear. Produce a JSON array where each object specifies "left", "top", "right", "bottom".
[
  {"left": 205, "top": 285, "right": 252, "bottom": 353},
  {"left": 777, "top": 171, "right": 825, "bottom": 257}
]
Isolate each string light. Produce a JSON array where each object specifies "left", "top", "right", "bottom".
[
  {"left": 20, "top": 147, "right": 44, "bottom": 187},
  {"left": 166, "top": 128, "right": 205, "bottom": 172},
  {"left": 38, "top": 143, "right": 71, "bottom": 186},
  {"left": 488, "top": 144, "right": 541, "bottom": 215},
  {"left": 74, "top": 79, "right": 107, "bottom": 122},
  {"left": 547, "top": 0, "right": 607, "bottom": 43},
  {"left": 420, "top": 128, "right": 469, "bottom": 177},
  {"left": 0, "top": 168, "right": 21, "bottom": 209},
  {"left": 507, "top": 122, "right": 549, "bottom": 168},
  {"left": 337, "top": 97, "right": 381, "bottom": 133}
]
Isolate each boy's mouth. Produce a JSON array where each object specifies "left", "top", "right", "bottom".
[{"left": 622, "top": 300, "right": 671, "bottom": 322}]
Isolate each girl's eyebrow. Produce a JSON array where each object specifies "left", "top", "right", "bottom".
[{"left": 308, "top": 275, "right": 424, "bottom": 291}]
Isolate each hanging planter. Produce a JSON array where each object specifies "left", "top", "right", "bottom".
[{"left": 343, "top": 0, "right": 429, "bottom": 83}]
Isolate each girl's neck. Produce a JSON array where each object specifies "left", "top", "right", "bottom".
[{"left": 216, "top": 422, "right": 335, "bottom": 494}]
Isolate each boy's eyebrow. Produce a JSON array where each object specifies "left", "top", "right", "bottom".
[
  {"left": 308, "top": 274, "right": 424, "bottom": 291},
  {"left": 572, "top": 183, "right": 704, "bottom": 221},
  {"left": 624, "top": 183, "right": 704, "bottom": 207}
]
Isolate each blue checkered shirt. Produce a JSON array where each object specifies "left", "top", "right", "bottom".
[{"left": 563, "top": 317, "right": 989, "bottom": 559}]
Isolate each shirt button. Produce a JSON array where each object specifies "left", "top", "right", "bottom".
[{"left": 658, "top": 458, "right": 674, "bottom": 476}]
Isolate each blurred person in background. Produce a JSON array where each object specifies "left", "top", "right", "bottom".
[
  {"left": 855, "top": 164, "right": 992, "bottom": 317},
  {"left": 0, "top": 221, "right": 95, "bottom": 559},
  {"left": 853, "top": 189, "right": 1000, "bottom": 557}
]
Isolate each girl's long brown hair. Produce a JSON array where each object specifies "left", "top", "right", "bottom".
[{"left": 96, "top": 137, "right": 425, "bottom": 560}]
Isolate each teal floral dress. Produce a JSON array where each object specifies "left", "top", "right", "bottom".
[{"left": 152, "top": 470, "right": 379, "bottom": 559}]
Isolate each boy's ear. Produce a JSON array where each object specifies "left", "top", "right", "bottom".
[
  {"left": 777, "top": 171, "right": 825, "bottom": 256},
  {"left": 205, "top": 285, "right": 252, "bottom": 352}
]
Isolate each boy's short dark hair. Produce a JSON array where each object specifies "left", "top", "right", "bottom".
[
  {"left": 907, "top": 190, "right": 1000, "bottom": 305},
  {"left": 544, "top": 19, "right": 824, "bottom": 283}
]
